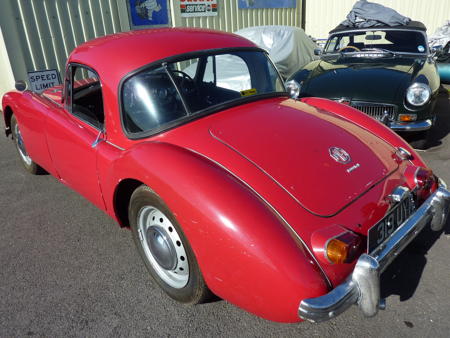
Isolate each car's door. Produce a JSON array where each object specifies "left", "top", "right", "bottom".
[{"left": 45, "top": 63, "right": 106, "bottom": 210}]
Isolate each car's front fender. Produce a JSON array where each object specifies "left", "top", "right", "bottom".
[{"left": 105, "top": 141, "right": 329, "bottom": 322}]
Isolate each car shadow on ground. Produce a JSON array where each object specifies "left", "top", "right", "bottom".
[
  {"left": 427, "top": 86, "right": 450, "bottom": 148},
  {"left": 380, "top": 215, "right": 450, "bottom": 302}
]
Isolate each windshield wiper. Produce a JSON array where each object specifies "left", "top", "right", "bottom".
[{"left": 360, "top": 48, "right": 397, "bottom": 57}]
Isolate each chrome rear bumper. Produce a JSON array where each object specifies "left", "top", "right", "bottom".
[
  {"left": 299, "top": 186, "right": 450, "bottom": 323},
  {"left": 389, "top": 119, "right": 432, "bottom": 132}
]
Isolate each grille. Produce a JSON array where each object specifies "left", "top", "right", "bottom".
[{"left": 350, "top": 103, "right": 397, "bottom": 121}]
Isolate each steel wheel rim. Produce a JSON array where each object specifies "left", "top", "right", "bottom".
[
  {"left": 137, "top": 206, "right": 189, "bottom": 288},
  {"left": 14, "top": 123, "right": 32, "bottom": 166}
]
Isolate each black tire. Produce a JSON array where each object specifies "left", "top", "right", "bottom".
[
  {"left": 10, "top": 115, "right": 44, "bottom": 174},
  {"left": 129, "top": 185, "right": 211, "bottom": 304}
]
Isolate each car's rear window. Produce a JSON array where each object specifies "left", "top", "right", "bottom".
[{"left": 121, "top": 49, "right": 285, "bottom": 137}]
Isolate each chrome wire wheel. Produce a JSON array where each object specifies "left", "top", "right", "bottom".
[
  {"left": 137, "top": 206, "right": 189, "bottom": 289},
  {"left": 14, "top": 122, "right": 32, "bottom": 166}
]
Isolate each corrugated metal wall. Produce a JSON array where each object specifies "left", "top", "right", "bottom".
[
  {"left": 0, "top": 0, "right": 303, "bottom": 99},
  {"left": 171, "top": 0, "right": 301, "bottom": 32},
  {"left": 305, "top": 0, "right": 450, "bottom": 39},
  {"left": 0, "top": 0, "right": 126, "bottom": 88}
]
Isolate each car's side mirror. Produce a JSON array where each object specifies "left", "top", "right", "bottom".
[
  {"left": 314, "top": 48, "right": 323, "bottom": 56},
  {"left": 15, "top": 80, "right": 27, "bottom": 92}
]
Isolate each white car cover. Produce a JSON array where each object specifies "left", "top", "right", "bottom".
[
  {"left": 235, "top": 25, "right": 317, "bottom": 79},
  {"left": 429, "top": 21, "right": 450, "bottom": 48}
]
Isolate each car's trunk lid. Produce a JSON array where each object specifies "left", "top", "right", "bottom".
[{"left": 209, "top": 99, "right": 399, "bottom": 217}]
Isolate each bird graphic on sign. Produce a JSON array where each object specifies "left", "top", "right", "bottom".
[{"left": 135, "top": 0, "right": 162, "bottom": 21}]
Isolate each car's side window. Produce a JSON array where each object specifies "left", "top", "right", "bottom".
[
  {"left": 67, "top": 65, "right": 104, "bottom": 129},
  {"left": 121, "top": 66, "right": 188, "bottom": 134},
  {"left": 325, "top": 36, "right": 339, "bottom": 52}
]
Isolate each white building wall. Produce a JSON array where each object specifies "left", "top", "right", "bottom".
[
  {"left": 305, "top": 0, "right": 450, "bottom": 39},
  {"left": 0, "top": 28, "right": 15, "bottom": 100}
]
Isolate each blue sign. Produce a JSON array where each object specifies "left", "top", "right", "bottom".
[
  {"left": 128, "top": 0, "right": 169, "bottom": 27},
  {"left": 238, "top": 0, "right": 296, "bottom": 9}
]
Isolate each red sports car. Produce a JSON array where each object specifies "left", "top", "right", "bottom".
[{"left": 2, "top": 28, "right": 449, "bottom": 323}]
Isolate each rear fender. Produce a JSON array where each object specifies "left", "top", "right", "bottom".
[
  {"left": 109, "top": 141, "right": 328, "bottom": 322},
  {"left": 301, "top": 97, "right": 427, "bottom": 168}
]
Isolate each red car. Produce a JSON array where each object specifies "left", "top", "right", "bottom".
[{"left": 2, "top": 28, "right": 449, "bottom": 323}]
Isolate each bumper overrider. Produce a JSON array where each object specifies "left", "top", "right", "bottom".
[{"left": 299, "top": 185, "right": 450, "bottom": 323}]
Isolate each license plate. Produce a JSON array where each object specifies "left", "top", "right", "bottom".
[{"left": 367, "top": 194, "right": 416, "bottom": 254}]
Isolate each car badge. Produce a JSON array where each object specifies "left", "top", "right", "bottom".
[
  {"left": 329, "top": 147, "right": 351, "bottom": 164},
  {"left": 337, "top": 98, "right": 351, "bottom": 106}
]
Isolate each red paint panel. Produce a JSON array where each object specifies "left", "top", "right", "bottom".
[
  {"left": 103, "top": 142, "right": 328, "bottom": 322},
  {"left": 45, "top": 108, "right": 105, "bottom": 210},
  {"left": 209, "top": 98, "right": 398, "bottom": 216}
]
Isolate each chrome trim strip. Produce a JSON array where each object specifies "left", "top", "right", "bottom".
[
  {"left": 44, "top": 96, "right": 63, "bottom": 108},
  {"left": 389, "top": 119, "right": 432, "bottom": 131},
  {"left": 299, "top": 185, "right": 450, "bottom": 322},
  {"left": 184, "top": 146, "right": 333, "bottom": 289},
  {"left": 105, "top": 141, "right": 125, "bottom": 151}
]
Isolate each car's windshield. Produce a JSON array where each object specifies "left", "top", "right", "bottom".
[
  {"left": 324, "top": 29, "right": 427, "bottom": 55},
  {"left": 121, "top": 49, "right": 285, "bottom": 136}
]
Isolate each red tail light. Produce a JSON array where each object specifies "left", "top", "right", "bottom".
[{"left": 415, "top": 167, "right": 437, "bottom": 202}]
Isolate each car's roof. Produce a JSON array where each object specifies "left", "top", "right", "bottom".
[
  {"left": 68, "top": 28, "right": 257, "bottom": 86},
  {"left": 329, "top": 20, "right": 427, "bottom": 34}
]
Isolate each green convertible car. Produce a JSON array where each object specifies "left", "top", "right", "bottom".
[{"left": 288, "top": 21, "right": 440, "bottom": 149}]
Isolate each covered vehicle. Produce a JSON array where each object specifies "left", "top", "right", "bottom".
[
  {"left": 235, "top": 25, "right": 317, "bottom": 79},
  {"left": 2, "top": 28, "right": 450, "bottom": 323},
  {"left": 288, "top": 21, "right": 440, "bottom": 149},
  {"left": 185, "top": 26, "right": 317, "bottom": 92}
]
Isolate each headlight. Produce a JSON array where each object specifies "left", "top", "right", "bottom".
[
  {"left": 285, "top": 80, "right": 301, "bottom": 99},
  {"left": 406, "top": 83, "right": 431, "bottom": 106}
]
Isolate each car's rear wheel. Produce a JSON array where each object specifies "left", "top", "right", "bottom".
[
  {"left": 129, "top": 185, "right": 211, "bottom": 304},
  {"left": 10, "top": 115, "right": 43, "bottom": 174}
]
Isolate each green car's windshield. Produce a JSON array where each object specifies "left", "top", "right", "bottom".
[
  {"left": 324, "top": 29, "right": 428, "bottom": 55},
  {"left": 121, "top": 49, "right": 285, "bottom": 136}
]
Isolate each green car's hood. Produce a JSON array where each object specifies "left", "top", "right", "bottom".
[{"left": 301, "top": 56, "right": 424, "bottom": 102}]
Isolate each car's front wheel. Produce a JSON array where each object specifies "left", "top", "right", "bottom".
[
  {"left": 10, "top": 115, "right": 44, "bottom": 174},
  {"left": 129, "top": 185, "right": 211, "bottom": 304}
]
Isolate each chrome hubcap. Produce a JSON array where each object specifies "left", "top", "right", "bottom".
[
  {"left": 138, "top": 206, "right": 189, "bottom": 288},
  {"left": 14, "top": 123, "right": 32, "bottom": 165},
  {"left": 146, "top": 226, "right": 177, "bottom": 270}
]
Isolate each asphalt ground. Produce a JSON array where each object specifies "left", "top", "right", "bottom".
[{"left": 1, "top": 91, "right": 449, "bottom": 337}]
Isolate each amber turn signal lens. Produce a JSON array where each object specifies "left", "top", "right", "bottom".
[
  {"left": 398, "top": 114, "right": 417, "bottom": 122},
  {"left": 326, "top": 232, "right": 363, "bottom": 264},
  {"left": 326, "top": 239, "right": 349, "bottom": 264}
]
